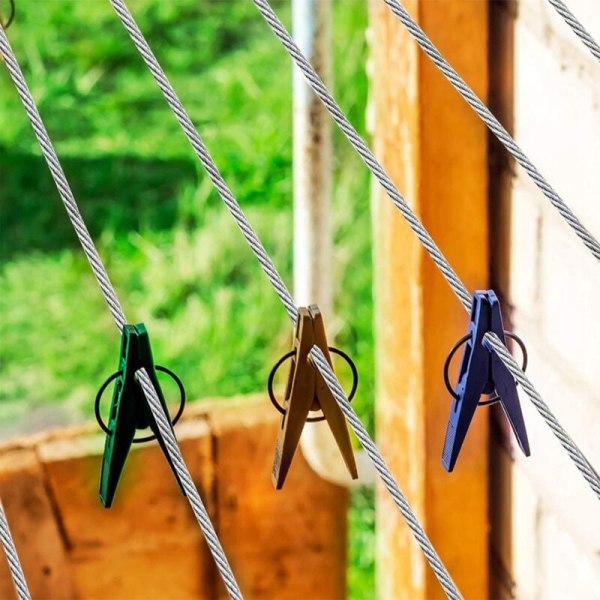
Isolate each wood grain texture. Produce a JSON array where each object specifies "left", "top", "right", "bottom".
[
  {"left": 0, "top": 396, "right": 347, "bottom": 599},
  {"left": 0, "top": 449, "right": 75, "bottom": 599},
  {"left": 369, "top": 1, "right": 489, "bottom": 597},
  {"left": 210, "top": 398, "right": 348, "bottom": 600},
  {"left": 39, "top": 418, "right": 216, "bottom": 599}
]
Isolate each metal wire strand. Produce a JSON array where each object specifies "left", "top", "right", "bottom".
[
  {"left": 0, "top": 26, "right": 126, "bottom": 330},
  {"left": 547, "top": 0, "right": 600, "bottom": 62},
  {"left": 0, "top": 25, "right": 243, "bottom": 599},
  {"left": 136, "top": 369, "right": 243, "bottom": 600},
  {"left": 109, "top": 0, "right": 298, "bottom": 325},
  {"left": 252, "top": 0, "right": 600, "bottom": 503},
  {"left": 309, "top": 346, "right": 462, "bottom": 600},
  {"left": 252, "top": 0, "right": 474, "bottom": 312},
  {"left": 0, "top": 501, "right": 31, "bottom": 600},
  {"left": 483, "top": 332, "right": 600, "bottom": 500},
  {"left": 106, "top": 3, "right": 470, "bottom": 593},
  {"left": 383, "top": 0, "right": 600, "bottom": 263}
]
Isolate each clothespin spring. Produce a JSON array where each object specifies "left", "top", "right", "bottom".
[
  {"left": 443, "top": 330, "right": 527, "bottom": 407},
  {"left": 267, "top": 346, "right": 358, "bottom": 422},
  {"left": 95, "top": 365, "right": 186, "bottom": 443}
]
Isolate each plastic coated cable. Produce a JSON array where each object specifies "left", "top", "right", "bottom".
[
  {"left": 251, "top": 0, "right": 600, "bottom": 501},
  {"left": 0, "top": 26, "right": 243, "bottom": 600},
  {"left": 0, "top": 501, "right": 31, "bottom": 600},
  {"left": 106, "top": 1, "right": 463, "bottom": 595},
  {"left": 382, "top": 0, "right": 600, "bottom": 263},
  {"left": 109, "top": 0, "right": 298, "bottom": 325},
  {"left": 310, "top": 347, "right": 462, "bottom": 600},
  {"left": 547, "top": 0, "right": 600, "bottom": 62}
]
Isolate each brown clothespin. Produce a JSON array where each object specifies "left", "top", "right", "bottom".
[{"left": 268, "top": 305, "right": 359, "bottom": 489}]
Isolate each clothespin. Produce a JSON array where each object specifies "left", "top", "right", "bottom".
[
  {"left": 442, "top": 290, "right": 530, "bottom": 471},
  {"left": 95, "top": 323, "right": 186, "bottom": 507},
  {"left": 268, "top": 305, "right": 359, "bottom": 489}
]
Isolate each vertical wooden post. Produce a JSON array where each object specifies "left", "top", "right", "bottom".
[
  {"left": 369, "top": 1, "right": 489, "bottom": 598},
  {"left": 488, "top": 3, "right": 516, "bottom": 598}
]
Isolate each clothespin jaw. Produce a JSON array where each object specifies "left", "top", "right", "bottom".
[
  {"left": 442, "top": 291, "right": 530, "bottom": 472},
  {"left": 97, "top": 323, "right": 186, "bottom": 507},
  {"left": 269, "top": 305, "right": 359, "bottom": 489}
]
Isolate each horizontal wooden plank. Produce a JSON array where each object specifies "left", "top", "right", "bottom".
[
  {"left": 0, "top": 395, "right": 348, "bottom": 599},
  {"left": 0, "top": 449, "right": 75, "bottom": 599},
  {"left": 210, "top": 399, "right": 348, "bottom": 600}
]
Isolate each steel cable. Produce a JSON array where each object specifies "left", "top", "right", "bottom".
[
  {"left": 136, "top": 369, "right": 243, "bottom": 599},
  {"left": 382, "top": 0, "right": 600, "bottom": 263},
  {"left": 252, "top": 0, "right": 474, "bottom": 311},
  {"left": 251, "top": 0, "right": 600, "bottom": 500},
  {"left": 0, "top": 25, "right": 242, "bottom": 599},
  {"left": 547, "top": 0, "right": 600, "bottom": 62},
  {"left": 0, "top": 501, "right": 31, "bottom": 600},
  {"left": 310, "top": 347, "right": 463, "bottom": 600},
  {"left": 104, "top": 1, "right": 466, "bottom": 594},
  {"left": 483, "top": 332, "right": 600, "bottom": 500},
  {"left": 109, "top": 0, "right": 298, "bottom": 325}
]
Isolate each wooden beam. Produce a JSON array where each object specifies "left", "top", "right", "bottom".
[
  {"left": 0, "top": 449, "right": 75, "bottom": 599},
  {"left": 488, "top": 3, "right": 517, "bottom": 598},
  {"left": 209, "top": 399, "right": 348, "bottom": 599},
  {"left": 0, "top": 396, "right": 347, "bottom": 598},
  {"left": 369, "top": 1, "right": 489, "bottom": 598}
]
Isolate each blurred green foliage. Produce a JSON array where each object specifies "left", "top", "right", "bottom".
[{"left": 0, "top": 0, "right": 374, "bottom": 594}]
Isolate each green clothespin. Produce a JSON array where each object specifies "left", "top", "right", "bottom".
[{"left": 95, "top": 323, "right": 186, "bottom": 508}]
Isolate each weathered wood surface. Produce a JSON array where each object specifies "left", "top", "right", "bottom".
[
  {"left": 369, "top": 0, "right": 490, "bottom": 598},
  {"left": 210, "top": 401, "right": 348, "bottom": 600},
  {"left": 488, "top": 3, "right": 517, "bottom": 598},
  {"left": 0, "top": 395, "right": 347, "bottom": 599},
  {"left": 0, "top": 449, "right": 76, "bottom": 599}
]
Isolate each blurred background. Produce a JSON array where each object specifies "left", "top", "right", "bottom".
[
  {"left": 0, "top": 0, "right": 375, "bottom": 595},
  {"left": 1, "top": 1, "right": 599, "bottom": 599}
]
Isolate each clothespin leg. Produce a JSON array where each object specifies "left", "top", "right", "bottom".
[
  {"left": 491, "top": 355, "right": 531, "bottom": 456},
  {"left": 272, "top": 368, "right": 316, "bottom": 489},
  {"left": 442, "top": 385, "right": 482, "bottom": 472}
]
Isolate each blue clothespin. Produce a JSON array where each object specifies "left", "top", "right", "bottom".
[{"left": 442, "top": 290, "right": 530, "bottom": 471}]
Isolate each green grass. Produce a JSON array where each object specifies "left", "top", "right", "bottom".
[{"left": 0, "top": 0, "right": 374, "bottom": 595}]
